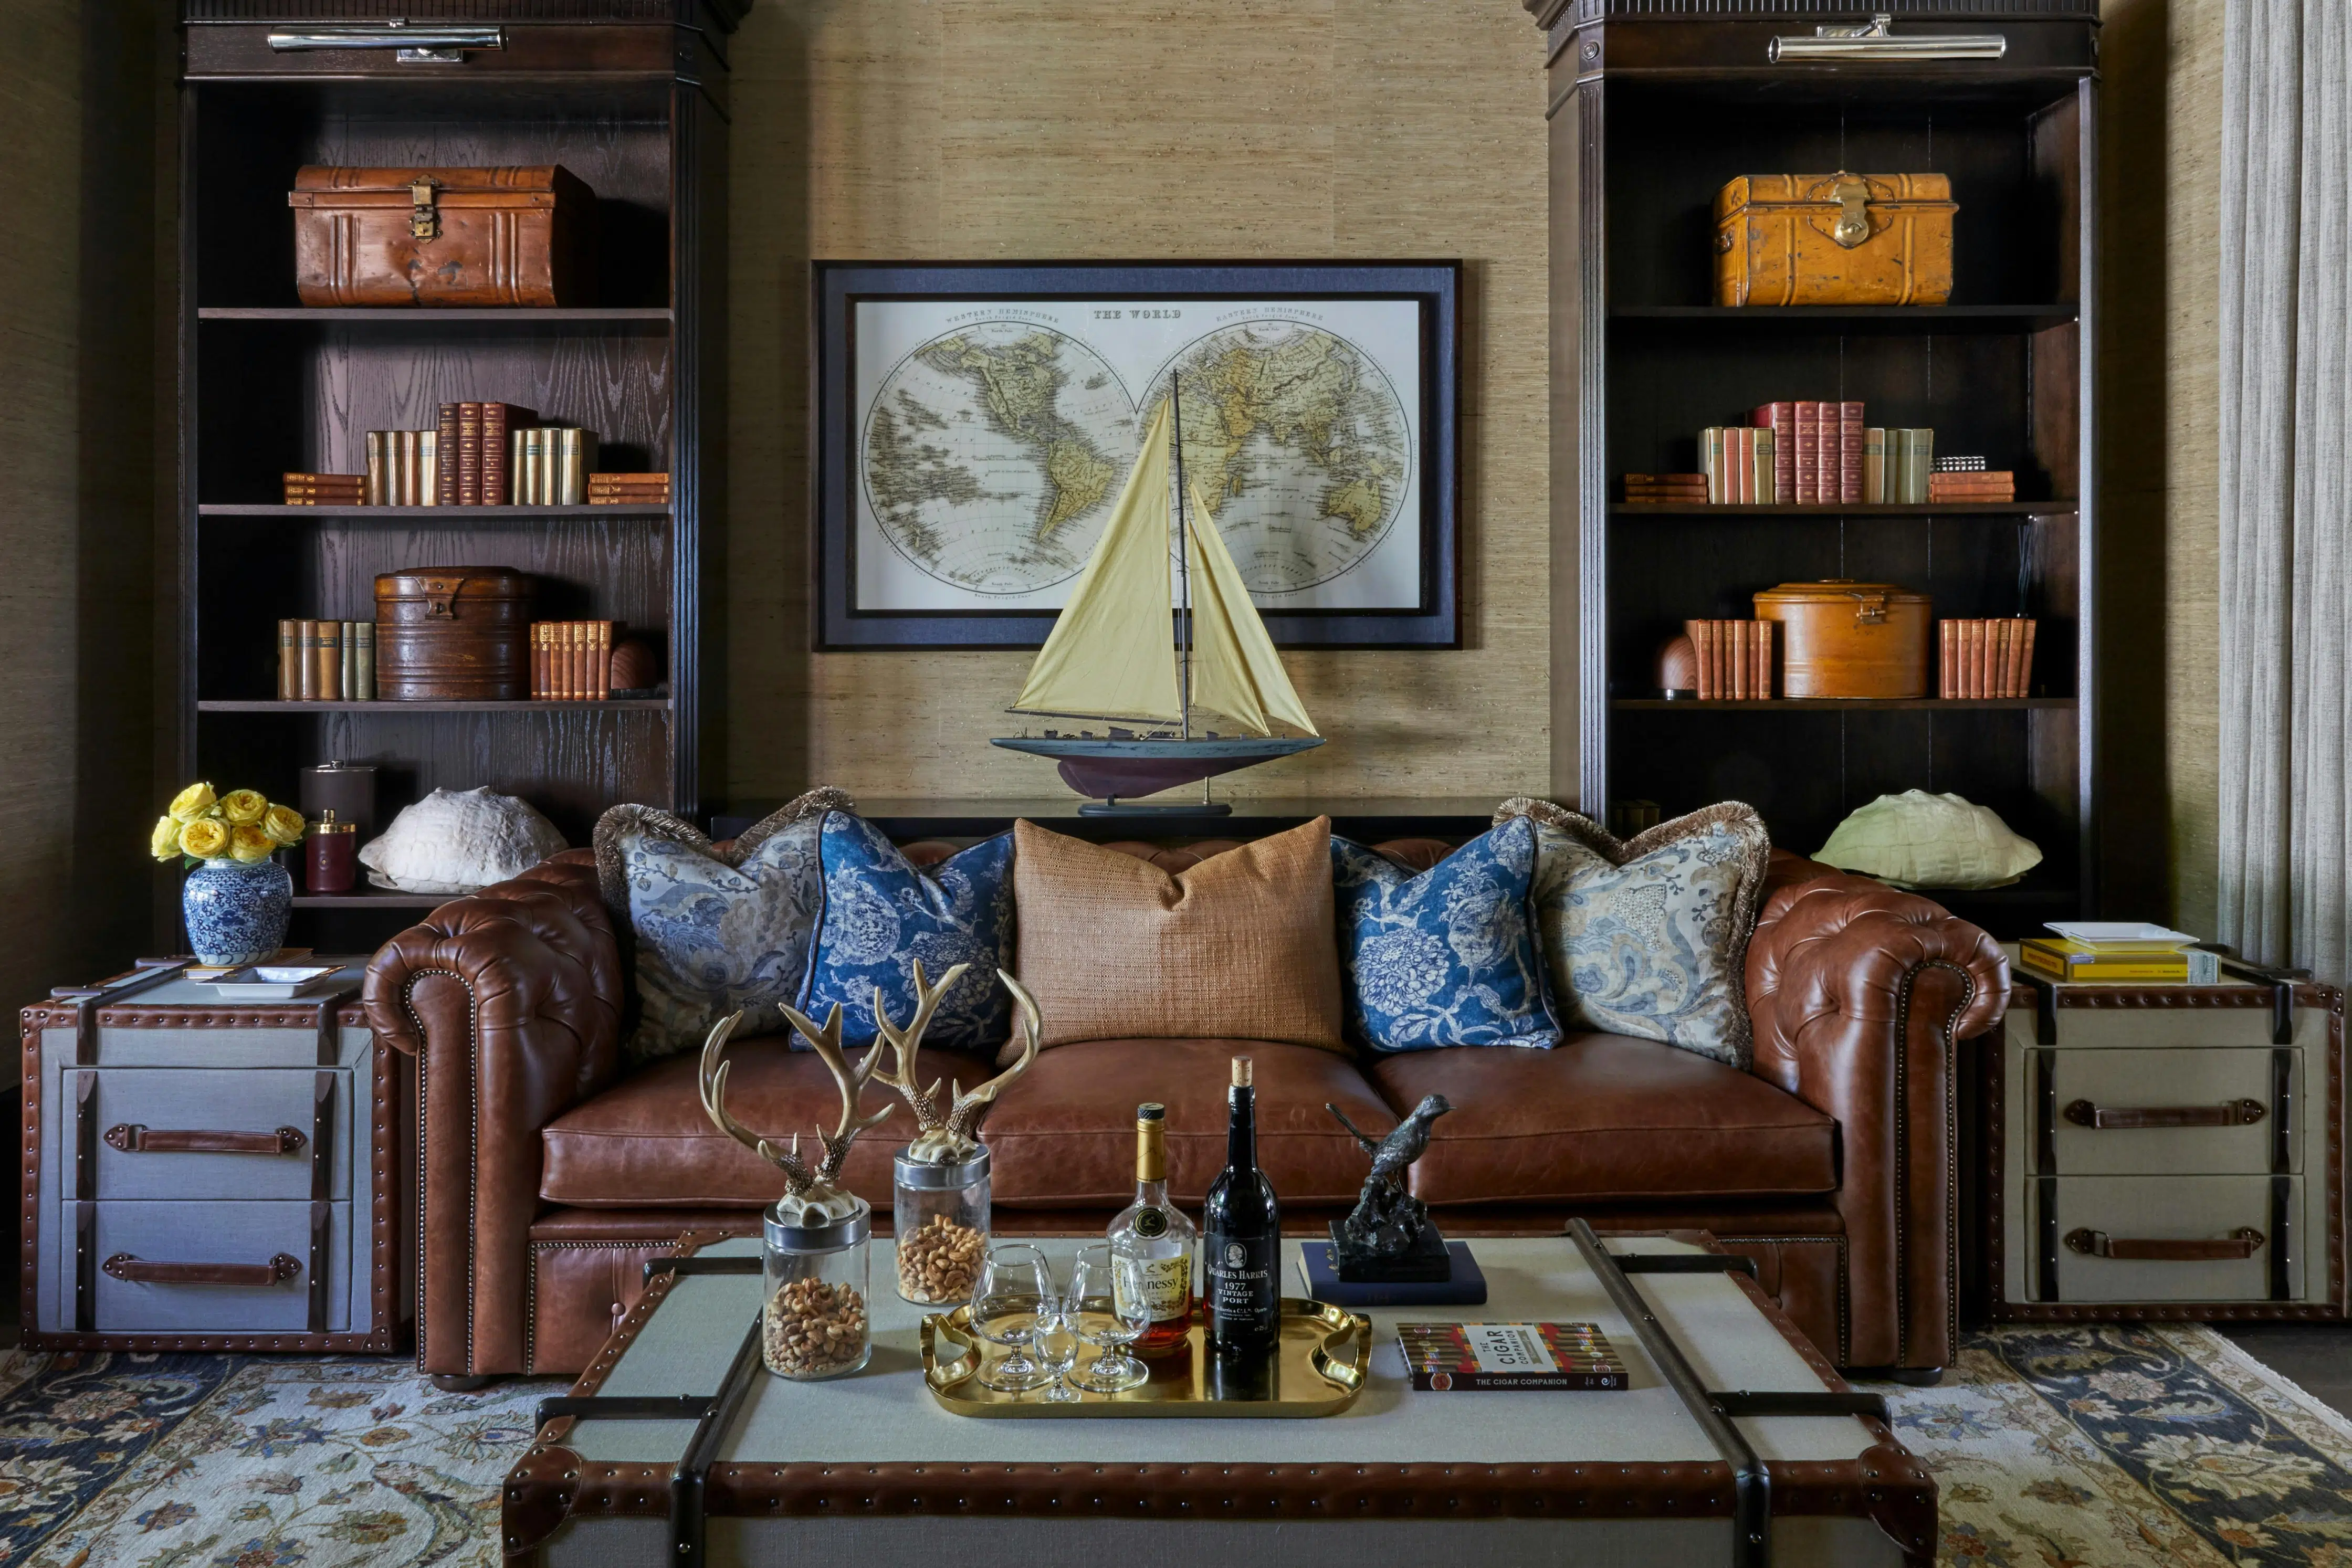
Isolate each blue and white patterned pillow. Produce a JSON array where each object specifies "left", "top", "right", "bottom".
[
  {"left": 1504, "top": 799, "right": 1771, "bottom": 1069},
  {"left": 1331, "top": 817, "right": 1557, "bottom": 1053},
  {"left": 594, "top": 791, "right": 849, "bottom": 1062},
  {"left": 801, "top": 813, "right": 1017, "bottom": 1051}
]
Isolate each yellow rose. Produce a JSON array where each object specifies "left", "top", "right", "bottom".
[
  {"left": 218, "top": 789, "right": 268, "bottom": 826},
  {"left": 168, "top": 782, "right": 217, "bottom": 823},
  {"left": 229, "top": 825, "right": 275, "bottom": 864},
  {"left": 149, "top": 815, "right": 181, "bottom": 861},
  {"left": 261, "top": 804, "right": 306, "bottom": 847},
  {"left": 178, "top": 817, "right": 231, "bottom": 859}
]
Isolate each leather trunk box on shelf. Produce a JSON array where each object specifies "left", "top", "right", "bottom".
[
  {"left": 18, "top": 959, "right": 407, "bottom": 1352},
  {"left": 289, "top": 165, "right": 595, "bottom": 308},
  {"left": 375, "top": 565, "right": 534, "bottom": 700},
  {"left": 1714, "top": 172, "right": 1957, "bottom": 307},
  {"left": 1980, "top": 960, "right": 2346, "bottom": 1321}
]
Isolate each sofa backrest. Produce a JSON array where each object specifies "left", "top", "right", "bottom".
[{"left": 898, "top": 835, "right": 1457, "bottom": 874}]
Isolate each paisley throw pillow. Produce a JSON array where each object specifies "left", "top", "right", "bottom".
[
  {"left": 593, "top": 787, "right": 852, "bottom": 1063},
  {"left": 1331, "top": 816, "right": 1557, "bottom": 1053},
  {"left": 801, "top": 812, "right": 1017, "bottom": 1052},
  {"left": 1500, "top": 798, "right": 1771, "bottom": 1069}
]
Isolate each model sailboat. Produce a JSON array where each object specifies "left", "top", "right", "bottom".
[{"left": 992, "top": 380, "right": 1324, "bottom": 815}]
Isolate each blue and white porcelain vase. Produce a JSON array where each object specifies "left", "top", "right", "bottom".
[{"left": 182, "top": 856, "right": 293, "bottom": 966}]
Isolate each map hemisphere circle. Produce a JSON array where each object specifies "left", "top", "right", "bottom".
[
  {"left": 860, "top": 320, "right": 1137, "bottom": 596},
  {"left": 1150, "top": 319, "right": 1414, "bottom": 596}
]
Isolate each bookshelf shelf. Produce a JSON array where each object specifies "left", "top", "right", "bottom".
[
  {"left": 1612, "top": 698, "right": 2077, "bottom": 712},
  {"left": 179, "top": 4, "right": 739, "bottom": 951},
  {"left": 198, "top": 504, "right": 672, "bottom": 520},
  {"left": 1610, "top": 502, "right": 2070, "bottom": 518},
  {"left": 197, "top": 306, "right": 672, "bottom": 325},
  {"left": 1609, "top": 304, "right": 2077, "bottom": 334},
  {"left": 1546, "top": 4, "right": 2099, "bottom": 935},
  {"left": 290, "top": 889, "right": 453, "bottom": 911},
  {"left": 198, "top": 700, "right": 671, "bottom": 714}
]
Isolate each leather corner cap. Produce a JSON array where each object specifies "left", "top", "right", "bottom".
[
  {"left": 983, "top": 1038, "right": 1398, "bottom": 1207},
  {"left": 1370, "top": 1034, "right": 1839, "bottom": 1205},
  {"left": 1011, "top": 817, "right": 1343, "bottom": 1053}
]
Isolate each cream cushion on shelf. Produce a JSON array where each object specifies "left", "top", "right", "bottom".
[
  {"left": 1009, "top": 816, "right": 1344, "bottom": 1055},
  {"left": 1814, "top": 789, "right": 2042, "bottom": 890}
]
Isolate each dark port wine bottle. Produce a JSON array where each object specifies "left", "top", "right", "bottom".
[{"left": 1203, "top": 1055, "right": 1281, "bottom": 1354}]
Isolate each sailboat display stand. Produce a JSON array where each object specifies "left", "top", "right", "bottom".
[{"left": 993, "top": 376, "right": 1324, "bottom": 816}]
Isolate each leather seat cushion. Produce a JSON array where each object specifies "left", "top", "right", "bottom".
[
  {"left": 982, "top": 1038, "right": 1395, "bottom": 1207},
  {"left": 1368, "top": 1034, "right": 1837, "bottom": 1205},
  {"left": 542, "top": 1043, "right": 911, "bottom": 1208},
  {"left": 540, "top": 1035, "right": 1396, "bottom": 1210}
]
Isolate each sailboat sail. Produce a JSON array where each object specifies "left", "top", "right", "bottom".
[
  {"left": 1010, "top": 400, "right": 1180, "bottom": 723},
  {"left": 1184, "top": 481, "right": 1319, "bottom": 738}
]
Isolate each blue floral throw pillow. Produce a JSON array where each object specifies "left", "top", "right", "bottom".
[
  {"left": 1500, "top": 798, "right": 1771, "bottom": 1070},
  {"left": 593, "top": 788, "right": 851, "bottom": 1063},
  {"left": 1331, "top": 817, "right": 1557, "bottom": 1053},
  {"left": 801, "top": 812, "right": 1017, "bottom": 1051}
]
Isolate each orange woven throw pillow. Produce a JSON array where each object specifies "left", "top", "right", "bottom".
[{"left": 1009, "top": 816, "right": 1345, "bottom": 1055}]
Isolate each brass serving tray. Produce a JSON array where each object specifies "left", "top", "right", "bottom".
[{"left": 921, "top": 1297, "right": 1371, "bottom": 1418}]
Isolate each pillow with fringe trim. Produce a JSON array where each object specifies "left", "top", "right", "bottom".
[
  {"left": 1496, "top": 798, "right": 1770, "bottom": 1070},
  {"left": 593, "top": 787, "right": 853, "bottom": 1061}
]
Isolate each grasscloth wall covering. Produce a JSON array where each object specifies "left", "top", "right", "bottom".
[
  {"left": 0, "top": 2, "right": 164, "bottom": 1083},
  {"left": 722, "top": 1, "right": 1552, "bottom": 805}
]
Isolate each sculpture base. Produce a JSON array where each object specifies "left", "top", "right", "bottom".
[{"left": 1328, "top": 1220, "right": 1454, "bottom": 1283}]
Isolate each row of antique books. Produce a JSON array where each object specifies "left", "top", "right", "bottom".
[
  {"left": 1939, "top": 618, "right": 2037, "bottom": 698},
  {"left": 1684, "top": 619, "right": 1775, "bottom": 700},
  {"left": 533, "top": 622, "right": 618, "bottom": 700},
  {"left": 281, "top": 466, "right": 671, "bottom": 507},
  {"left": 1694, "top": 416, "right": 1943, "bottom": 504},
  {"left": 1926, "top": 469, "right": 2018, "bottom": 503},
  {"left": 275, "top": 619, "right": 376, "bottom": 701}
]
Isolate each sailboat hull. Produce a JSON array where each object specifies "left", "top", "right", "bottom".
[{"left": 991, "top": 735, "right": 1323, "bottom": 800}]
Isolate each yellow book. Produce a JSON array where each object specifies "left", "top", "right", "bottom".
[{"left": 2019, "top": 938, "right": 2191, "bottom": 983}]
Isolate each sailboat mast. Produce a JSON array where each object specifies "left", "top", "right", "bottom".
[{"left": 1170, "top": 373, "right": 1193, "bottom": 742}]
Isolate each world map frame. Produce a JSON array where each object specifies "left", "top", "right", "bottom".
[{"left": 810, "top": 260, "right": 1462, "bottom": 650}]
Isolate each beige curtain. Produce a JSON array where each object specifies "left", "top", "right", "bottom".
[{"left": 2217, "top": 1, "right": 2352, "bottom": 984}]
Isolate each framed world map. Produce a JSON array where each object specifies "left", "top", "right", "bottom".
[{"left": 811, "top": 261, "right": 1461, "bottom": 649}]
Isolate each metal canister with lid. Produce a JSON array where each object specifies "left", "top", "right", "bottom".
[{"left": 306, "top": 809, "right": 358, "bottom": 894}]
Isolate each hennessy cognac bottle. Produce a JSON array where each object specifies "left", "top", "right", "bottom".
[{"left": 1106, "top": 1102, "right": 1196, "bottom": 1355}]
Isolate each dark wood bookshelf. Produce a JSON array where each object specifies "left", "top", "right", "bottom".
[
  {"left": 199, "top": 504, "right": 672, "bottom": 520},
  {"left": 1538, "top": 1, "right": 2099, "bottom": 935},
  {"left": 1613, "top": 698, "right": 2077, "bottom": 712},
  {"left": 1611, "top": 501, "right": 2069, "bottom": 517},
  {"left": 197, "top": 306, "right": 674, "bottom": 324},
  {"left": 199, "top": 699, "right": 671, "bottom": 713},
  {"left": 1610, "top": 304, "right": 2079, "bottom": 334},
  {"left": 177, "top": 1, "right": 742, "bottom": 948}
]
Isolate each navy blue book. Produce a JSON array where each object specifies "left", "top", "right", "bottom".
[{"left": 1297, "top": 1241, "right": 1488, "bottom": 1307}]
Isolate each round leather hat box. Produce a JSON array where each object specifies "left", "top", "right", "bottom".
[
  {"left": 374, "top": 566, "right": 534, "bottom": 700},
  {"left": 1752, "top": 580, "right": 1931, "bottom": 699}
]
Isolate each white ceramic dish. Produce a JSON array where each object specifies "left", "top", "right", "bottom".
[
  {"left": 198, "top": 965, "right": 343, "bottom": 999},
  {"left": 2043, "top": 922, "right": 2197, "bottom": 948}
]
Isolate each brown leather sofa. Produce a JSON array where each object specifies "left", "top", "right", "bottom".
[{"left": 363, "top": 833, "right": 2008, "bottom": 1385}]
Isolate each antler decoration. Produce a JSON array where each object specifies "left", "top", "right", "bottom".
[
  {"left": 869, "top": 962, "right": 1042, "bottom": 1164},
  {"left": 698, "top": 1003, "right": 895, "bottom": 1222}
]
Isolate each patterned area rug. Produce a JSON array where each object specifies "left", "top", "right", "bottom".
[{"left": 0, "top": 1325, "right": 2345, "bottom": 1565}]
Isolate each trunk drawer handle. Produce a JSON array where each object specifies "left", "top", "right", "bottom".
[
  {"left": 105, "top": 1124, "right": 307, "bottom": 1155},
  {"left": 2065, "top": 1227, "right": 2265, "bottom": 1261},
  {"left": 103, "top": 1254, "right": 302, "bottom": 1286},
  {"left": 2062, "top": 1098, "right": 2267, "bottom": 1131}
]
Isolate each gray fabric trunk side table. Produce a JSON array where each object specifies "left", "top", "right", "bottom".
[
  {"left": 18, "top": 957, "right": 403, "bottom": 1352},
  {"left": 1983, "top": 954, "right": 2346, "bottom": 1320},
  {"left": 505, "top": 1232, "right": 1934, "bottom": 1568}
]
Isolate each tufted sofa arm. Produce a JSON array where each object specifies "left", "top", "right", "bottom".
[
  {"left": 1741, "top": 851, "right": 2009, "bottom": 1371},
  {"left": 363, "top": 849, "right": 622, "bottom": 1378}
]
